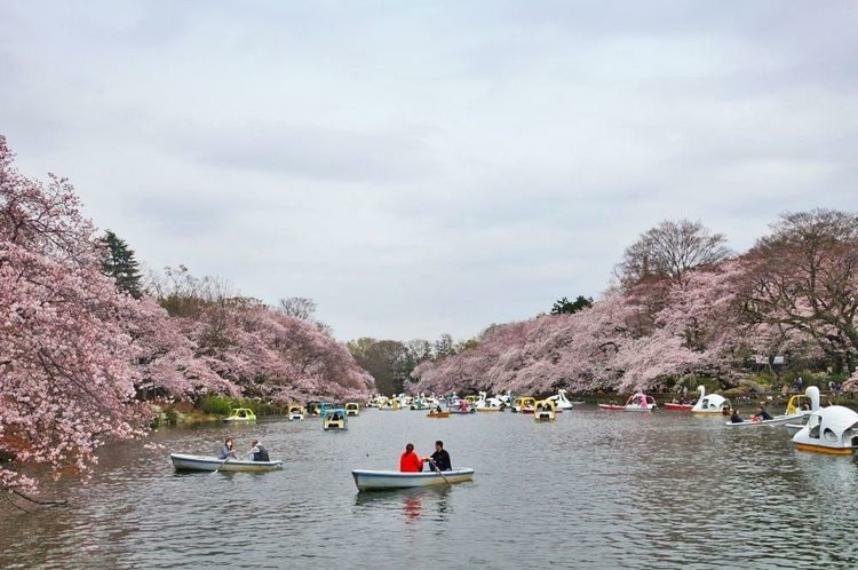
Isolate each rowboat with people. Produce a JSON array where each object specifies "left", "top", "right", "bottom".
[
  {"left": 351, "top": 468, "right": 475, "bottom": 491},
  {"left": 725, "top": 386, "right": 820, "bottom": 427},
  {"left": 663, "top": 402, "right": 694, "bottom": 411},
  {"left": 170, "top": 453, "right": 283, "bottom": 472}
]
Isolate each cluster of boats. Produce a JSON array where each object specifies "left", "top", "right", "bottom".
[
  {"left": 170, "top": 384, "right": 858, "bottom": 490},
  {"left": 644, "top": 385, "right": 858, "bottom": 455},
  {"left": 365, "top": 389, "right": 578, "bottom": 422}
]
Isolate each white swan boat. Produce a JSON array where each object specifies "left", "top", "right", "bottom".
[
  {"left": 170, "top": 453, "right": 283, "bottom": 472},
  {"left": 475, "top": 391, "right": 504, "bottom": 411},
  {"left": 691, "top": 386, "right": 731, "bottom": 414},
  {"left": 792, "top": 406, "right": 858, "bottom": 455},
  {"left": 725, "top": 387, "right": 820, "bottom": 427},
  {"left": 547, "top": 389, "right": 574, "bottom": 411},
  {"left": 351, "top": 468, "right": 475, "bottom": 491}
]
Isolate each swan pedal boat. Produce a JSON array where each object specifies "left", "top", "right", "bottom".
[
  {"left": 170, "top": 453, "right": 283, "bottom": 472},
  {"left": 792, "top": 406, "right": 858, "bottom": 455},
  {"left": 351, "top": 468, "right": 474, "bottom": 491},
  {"left": 691, "top": 386, "right": 731, "bottom": 414}
]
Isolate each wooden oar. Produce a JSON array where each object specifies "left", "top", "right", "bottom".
[
  {"left": 212, "top": 455, "right": 232, "bottom": 474},
  {"left": 427, "top": 458, "right": 451, "bottom": 486}
]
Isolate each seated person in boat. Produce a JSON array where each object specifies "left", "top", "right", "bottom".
[
  {"left": 247, "top": 439, "right": 270, "bottom": 462},
  {"left": 730, "top": 409, "right": 743, "bottom": 423},
  {"left": 424, "top": 440, "right": 451, "bottom": 472},
  {"left": 400, "top": 443, "right": 424, "bottom": 472},
  {"left": 435, "top": 404, "right": 443, "bottom": 413},
  {"left": 752, "top": 404, "right": 773, "bottom": 421},
  {"left": 218, "top": 437, "right": 238, "bottom": 460}
]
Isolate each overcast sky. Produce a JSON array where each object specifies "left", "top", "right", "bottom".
[{"left": 2, "top": 1, "right": 857, "bottom": 341}]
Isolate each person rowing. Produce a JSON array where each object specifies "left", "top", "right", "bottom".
[
  {"left": 246, "top": 439, "right": 270, "bottom": 462},
  {"left": 400, "top": 443, "right": 424, "bottom": 472},
  {"left": 218, "top": 437, "right": 237, "bottom": 460},
  {"left": 730, "top": 408, "right": 744, "bottom": 423},
  {"left": 752, "top": 403, "right": 773, "bottom": 422},
  {"left": 424, "top": 440, "right": 451, "bottom": 472}
]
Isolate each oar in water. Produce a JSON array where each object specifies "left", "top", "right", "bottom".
[{"left": 427, "top": 459, "right": 451, "bottom": 486}]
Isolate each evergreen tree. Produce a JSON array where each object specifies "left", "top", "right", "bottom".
[
  {"left": 102, "top": 230, "right": 143, "bottom": 298},
  {"left": 551, "top": 295, "right": 593, "bottom": 315}
]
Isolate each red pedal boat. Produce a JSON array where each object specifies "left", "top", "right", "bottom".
[{"left": 663, "top": 403, "right": 694, "bottom": 411}]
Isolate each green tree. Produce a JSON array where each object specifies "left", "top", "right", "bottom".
[
  {"left": 347, "top": 338, "right": 408, "bottom": 395},
  {"left": 101, "top": 230, "right": 143, "bottom": 299},
  {"left": 550, "top": 295, "right": 593, "bottom": 315}
]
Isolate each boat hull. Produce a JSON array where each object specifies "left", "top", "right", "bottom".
[
  {"left": 352, "top": 469, "right": 474, "bottom": 491},
  {"left": 725, "top": 413, "right": 809, "bottom": 427},
  {"left": 427, "top": 412, "right": 450, "bottom": 418},
  {"left": 794, "top": 443, "right": 855, "bottom": 455},
  {"left": 170, "top": 453, "right": 283, "bottom": 472},
  {"left": 664, "top": 403, "right": 693, "bottom": 411}
]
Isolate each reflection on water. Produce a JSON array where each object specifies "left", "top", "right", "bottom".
[
  {"left": 2, "top": 409, "right": 858, "bottom": 568},
  {"left": 353, "top": 486, "right": 452, "bottom": 526}
]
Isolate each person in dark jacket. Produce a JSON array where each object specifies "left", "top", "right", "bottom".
[
  {"left": 425, "top": 440, "right": 452, "bottom": 472},
  {"left": 730, "top": 409, "right": 744, "bottom": 423},
  {"left": 247, "top": 439, "right": 270, "bottom": 462},
  {"left": 752, "top": 404, "right": 773, "bottom": 421}
]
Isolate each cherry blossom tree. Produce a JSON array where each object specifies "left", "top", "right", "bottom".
[
  {"left": 740, "top": 210, "right": 858, "bottom": 374},
  {"left": 0, "top": 136, "right": 147, "bottom": 495}
]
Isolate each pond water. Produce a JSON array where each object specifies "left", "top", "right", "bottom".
[{"left": 2, "top": 406, "right": 857, "bottom": 569}]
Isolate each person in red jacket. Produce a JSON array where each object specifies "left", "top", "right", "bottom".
[{"left": 399, "top": 443, "right": 424, "bottom": 472}]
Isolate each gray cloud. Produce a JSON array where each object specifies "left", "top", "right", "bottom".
[{"left": 1, "top": 0, "right": 856, "bottom": 341}]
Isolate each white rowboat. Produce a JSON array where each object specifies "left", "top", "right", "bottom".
[
  {"left": 170, "top": 453, "right": 283, "bottom": 472},
  {"left": 351, "top": 468, "right": 474, "bottom": 491}
]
